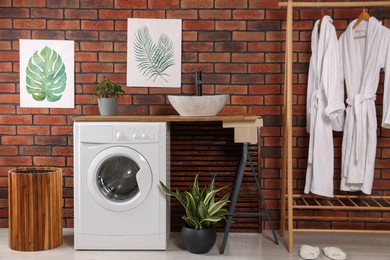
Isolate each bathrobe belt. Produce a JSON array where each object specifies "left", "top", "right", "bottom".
[
  {"left": 308, "top": 89, "right": 326, "bottom": 164},
  {"left": 346, "top": 93, "right": 376, "bottom": 163}
]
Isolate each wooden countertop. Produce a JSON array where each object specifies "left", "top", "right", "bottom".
[
  {"left": 73, "top": 115, "right": 261, "bottom": 122},
  {"left": 73, "top": 115, "right": 263, "bottom": 143}
]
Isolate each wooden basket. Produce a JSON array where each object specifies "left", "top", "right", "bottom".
[{"left": 8, "top": 167, "right": 63, "bottom": 251}]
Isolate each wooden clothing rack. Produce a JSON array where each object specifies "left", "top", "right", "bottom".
[{"left": 278, "top": 0, "right": 390, "bottom": 253}]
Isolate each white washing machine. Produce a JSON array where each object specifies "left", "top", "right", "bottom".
[{"left": 73, "top": 121, "right": 169, "bottom": 250}]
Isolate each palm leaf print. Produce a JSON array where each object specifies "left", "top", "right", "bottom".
[
  {"left": 26, "top": 46, "right": 67, "bottom": 102},
  {"left": 134, "top": 26, "right": 175, "bottom": 82}
]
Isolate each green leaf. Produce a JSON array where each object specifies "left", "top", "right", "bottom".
[
  {"left": 204, "top": 186, "right": 227, "bottom": 206},
  {"left": 193, "top": 173, "right": 200, "bottom": 193},
  {"left": 208, "top": 198, "right": 230, "bottom": 216},
  {"left": 191, "top": 173, "right": 202, "bottom": 204},
  {"left": 198, "top": 200, "right": 208, "bottom": 220},
  {"left": 133, "top": 26, "right": 175, "bottom": 83},
  {"left": 185, "top": 191, "right": 196, "bottom": 211},
  {"left": 201, "top": 216, "right": 222, "bottom": 223},
  {"left": 209, "top": 173, "right": 216, "bottom": 192},
  {"left": 159, "top": 181, "right": 187, "bottom": 208},
  {"left": 175, "top": 189, "right": 187, "bottom": 207},
  {"left": 200, "top": 217, "right": 223, "bottom": 229},
  {"left": 212, "top": 209, "right": 230, "bottom": 218},
  {"left": 26, "top": 46, "right": 67, "bottom": 102},
  {"left": 159, "top": 181, "right": 175, "bottom": 196},
  {"left": 183, "top": 216, "right": 201, "bottom": 230}
]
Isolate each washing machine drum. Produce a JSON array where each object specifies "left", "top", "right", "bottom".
[
  {"left": 87, "top": 146, "right": 153, "bottom": 212},
  {"left": 97, "top": 156, "right": 140, "bottom": 201}
]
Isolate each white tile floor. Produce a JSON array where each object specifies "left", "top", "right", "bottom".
[{"left": 0, "top": 229, "right": 389, "bottom": 259}]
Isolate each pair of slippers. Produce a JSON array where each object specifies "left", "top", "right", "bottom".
[{"left": 299, "top": 245, "right": 347, "bottom": 260}]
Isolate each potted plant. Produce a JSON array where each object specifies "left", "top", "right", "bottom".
[
  {"left": 90, "top": 76, "right": 125, "bottom": 116},
  {"left": 159, "top": 173, "right": 230, "bottom": 254}
]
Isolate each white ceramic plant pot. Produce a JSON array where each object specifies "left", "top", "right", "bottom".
[{"left": 98, "top": 98, "right": 118, "bottom": 116}]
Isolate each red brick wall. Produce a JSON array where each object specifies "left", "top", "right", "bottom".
[{"left": 0, "top": 0, "right": 389, "bottom": 231}]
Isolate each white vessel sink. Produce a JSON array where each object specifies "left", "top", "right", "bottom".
[{"left": 168, "top": 94, "right": 228, "bottom": 117}]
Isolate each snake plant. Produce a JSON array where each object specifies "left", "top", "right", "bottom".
[{"left": 160, "top": 173, "right": 230, "bottom": 230}]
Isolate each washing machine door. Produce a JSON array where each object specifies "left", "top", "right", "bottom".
[{"left": 87, "top": 146, "right": 152, "bottom": 212}]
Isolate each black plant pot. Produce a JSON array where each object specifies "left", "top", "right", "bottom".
[{"left": 181, "top": 226, "right": 217, "bottom": 254}]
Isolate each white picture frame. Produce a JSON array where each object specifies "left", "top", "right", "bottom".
[
  {"left": 127, "top": 18, "right": 182, "bottom": 88},
  {"left": 20, "top": 39, "right": 74, "bottom": 108}
]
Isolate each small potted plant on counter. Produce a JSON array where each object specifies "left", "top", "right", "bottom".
[
  {"left": 90, "top": 76, "right": 125, "bottom": 116},
  {"left": 160, "top": 173, "right": 230, "bottom": 254}
]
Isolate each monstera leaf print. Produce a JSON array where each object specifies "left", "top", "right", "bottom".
[
  {"left": 26, "top": 46, "right": 67, "bottom": 102},
  {"left": 134, "top": 26, "right": 175, "bottom": 82}
]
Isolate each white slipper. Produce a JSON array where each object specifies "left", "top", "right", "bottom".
[
  {"left": 323, "top": 247, "right": 347, "bottom": 260},
  {"left": 299, "top": 244, "right": 320, "bottom": 259}
]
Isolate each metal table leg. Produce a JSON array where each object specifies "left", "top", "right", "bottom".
[{"left": 219, "top": 143, "right": 278, "bottom": 254}]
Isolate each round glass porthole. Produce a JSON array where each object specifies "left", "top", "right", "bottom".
[{"left": 96, "top": 155, "right": 140, "bottom": 202}]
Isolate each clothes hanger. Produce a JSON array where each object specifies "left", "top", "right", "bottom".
[
  {"left": 318, "top": 8, "right": 325, "bottom": 34},
  {"left": 316, "top": 0, "right": 325, "bottom": 34},
  {"left": 353, "top": 7, "right": 370, "bottom": 29}
]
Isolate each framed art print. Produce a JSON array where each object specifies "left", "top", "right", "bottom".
[
  {"left": 20, "top": 39, "right": 74, "bottom": 108},
  {"left": 127, "top": 18, "right": 182, "bottom": 88}
]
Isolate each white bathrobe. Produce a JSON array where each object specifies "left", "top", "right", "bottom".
[
  {"left": 339, "top": 17, "right": 390, "bottom": 194},
  {"left": 305, "top": 16, "right": 345, "bottom": 197}
]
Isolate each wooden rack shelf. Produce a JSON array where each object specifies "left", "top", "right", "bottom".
[
  {"left": 292, "top": 195, "right": 390, "bottom": 211},
  {"left": 278, "top": 0, "right": 390, "bottom": 253},
  {"left": 289, "top": 194, "right": 390, "bottom": 222}
]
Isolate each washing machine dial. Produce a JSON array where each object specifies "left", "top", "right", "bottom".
[{"left": 115, "top": 131, "right": 126, "bottom": 141}]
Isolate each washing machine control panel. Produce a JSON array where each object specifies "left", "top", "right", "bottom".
[{"left": 113, "top": 126, "right": 158, "bottom": 143}]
